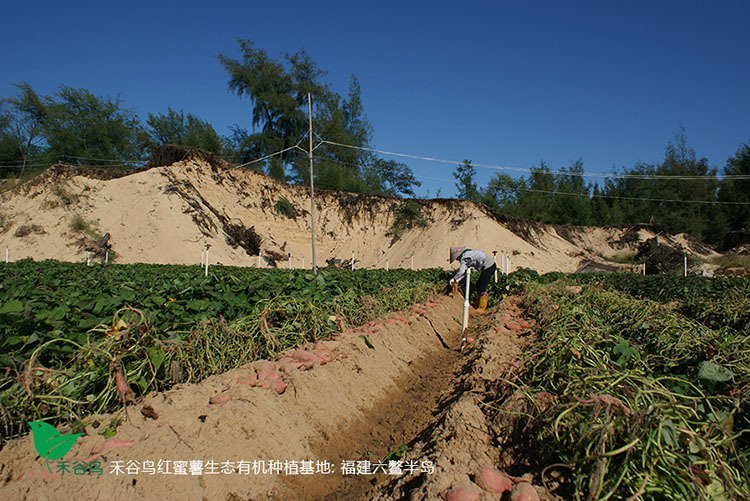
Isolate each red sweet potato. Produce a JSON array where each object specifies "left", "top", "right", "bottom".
[
  {"left": 209, "top": 394, "right": 237, "bottom": 405},
  {"left": 237, "top": 374, "right": 259, "bottom": 386},
  {"left": 475, "top": 465, "right": 513, "bottom": 494},
  {"left": 441, "top": 487, "right": 484, "bottom": 501},
  {"left": 291, "top": 350, "right": 322, "bottom": 363}
]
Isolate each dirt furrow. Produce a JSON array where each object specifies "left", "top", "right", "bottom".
[{"left": 0, "top": 295, "right": 471, "bottom": 500}]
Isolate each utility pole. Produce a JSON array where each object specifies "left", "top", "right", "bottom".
[{"left": 308, "top": 92, "right": 318, "bottom": 273}]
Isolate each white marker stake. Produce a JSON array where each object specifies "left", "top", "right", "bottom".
[
  {"left": 105, "top": 250, "right": 109, "bottom": 265},
  {"left": 493, "top": 251, "right": 498, "bottom": 283},
  {"left": 461, "top": 268, "right": 471, "bottom": 344},
  {"left": 5, "top": 246, "right": 8, "bottom": 263},
  {"left": 289, "top": 254, "right": 292, "bottom": 270},
  {"left": 302, "top": 256, "right": 305, "bottom": 269},
  {"left": 386, "top": 258, "right": 389, "bottom": 271},
  {"left": 684, "top": 254, "right": 687, "bottom": 277},
  {"left": 205, "top": 249, "right": 209, "bottom": 277},
  {"left": 87, "top": 252, "right": 91, "bottom": 266}
]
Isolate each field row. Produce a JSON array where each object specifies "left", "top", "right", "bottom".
[
  {"left": 0, "top": 260, "right": 450, "bottom": 440},
  {"left": 486, "top": 272, "right": 749, "bottom": 500}
]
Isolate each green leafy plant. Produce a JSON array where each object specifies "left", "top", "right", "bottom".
[
  {"left": 390, "top": 200, "right": 428, "bottom": 239},
  {"left": 485, "top": 277, "right": 749, "bottom": 500},
  {"left": 69, "top": 214, "right": 101, "bottom": 239},
  {"left": 274, "top": 197, "right": 295, "bottom": 218},
  {"left": 0, "top": 260, "right": 450, "bottom": 442}
]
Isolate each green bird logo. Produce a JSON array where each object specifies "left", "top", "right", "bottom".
[{"left": 28, "top": 421, "right": 83, "bottom": 474}]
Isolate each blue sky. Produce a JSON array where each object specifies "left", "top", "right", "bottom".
[{"left": 2, "top": 0, "right": 748, "bottom": 197}]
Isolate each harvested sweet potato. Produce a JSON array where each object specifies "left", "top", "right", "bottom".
[
  {"left": 510, "top": 482, "right": 539, "bottom": 501},
  {"left": 209, "top": 394, "right": 238, "bottom": 405},
  {"left": 505, "top": 321, "right": 521, "bottom": 331},
  {"left": 441, "top": 487, "right": 484, "bottom": 501},
  {"left": 475, "top": 465, "right": 513, "bottom": 494}
]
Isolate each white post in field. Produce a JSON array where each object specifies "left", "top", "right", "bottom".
[
  {"left": 385, "top": 258, "right": 389, "bottom": 271},
  {"left": 205, "top": 249, "right": 209, "bottom": 276},
  {"left": 493, "top": 250, "right": 498, "bottom": 283},
  {"left": 461, "top": 268, "right": 472, "bottom": 344}
]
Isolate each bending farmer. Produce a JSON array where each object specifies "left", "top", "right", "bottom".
[{"left": 449, "top": 247, "right": 497, "bottom": 313}]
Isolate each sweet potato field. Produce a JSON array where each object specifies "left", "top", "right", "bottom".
[
  {"left": 485, "top": 272, "right": 749, "bottom": 499},
  {"left": 1, "top": 259, "right": 748, "bottom": 499},
  {"left": 0, "top": 260, "right": 449, "bottom": 441}
]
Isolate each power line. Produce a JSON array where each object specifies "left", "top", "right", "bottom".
[
  {"left": 320, "top": 140, "right": 750, "bottom": 181},
  {"left": 306, "top": 152, "right": 750, "bottom": 205},
  {"left": 59, "top": 155, "right": 145, "bottom": 164},
  {"left": 225, "top": 142, "right": 305, "bottom": 172}
]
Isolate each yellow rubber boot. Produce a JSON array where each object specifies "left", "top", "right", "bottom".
[{"left": 476, "top": 293, "right": 488, "bottom": 313}]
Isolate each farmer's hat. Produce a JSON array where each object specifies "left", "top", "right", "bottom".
[{"left": 449, "top": 247, "right": 466, "bottom": 263}]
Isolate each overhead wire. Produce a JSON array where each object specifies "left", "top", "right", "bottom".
[
  {"left": 304, "top": 150, "right": 750, "bottom": 205},
  {"left": 320, "top": 139, "right": 750, "bottom": 181},
  {"left": 4, "top": 138, "right": 747, "bottom": 205}
]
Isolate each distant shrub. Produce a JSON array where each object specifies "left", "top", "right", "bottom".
[
  {"left": 391, "top": 200, "right": 428, "bottom": 239},
  {"left": 274, "top": 197, "right": 295, "bottom": 218},
  {"left": 70, "top": 214, "right": 100, "bottom": 238}
]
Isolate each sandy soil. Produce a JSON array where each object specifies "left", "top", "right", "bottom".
[
  {"left": 0, "top": 161, "right": 720, "bottom": 274},
  {"left": 0, "top": 293, "right": 554, "bottom": 501}
]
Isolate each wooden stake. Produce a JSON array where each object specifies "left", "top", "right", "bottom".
[{"left": 684, "top": 254, "right": 687, "bottom": 277}]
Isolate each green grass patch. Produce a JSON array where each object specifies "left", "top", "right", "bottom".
[{"left": 69, "top": 214, "right": 101, "bottom": 239}]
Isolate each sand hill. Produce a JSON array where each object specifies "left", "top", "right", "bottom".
[{"left": 0, "top": 150, "right": 720, "bottom": 273}]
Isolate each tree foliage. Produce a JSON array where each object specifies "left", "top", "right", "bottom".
[
  {"left": 146, "top": 108, "right": 223, "bottom": 154},
  {"left": 478, "top": 129, "right": 746, "bottom": 246},
  {"left": 40, "top": 86, "right": 148, "bottom": 164},
  {"left": 219, "top": 39, "right": 420, "bottom": 196},
  {"left": 454, "top": 159, "right": 478, "bottom": 201},
  {"left": 718, "top": 142, "right": 750, "bottom": 233},
  {"left": 1, "top": 83, "right": 47, "bottom": 176}
]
